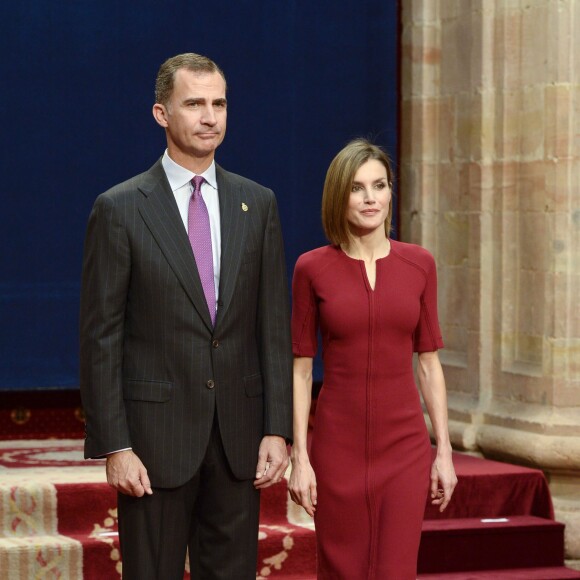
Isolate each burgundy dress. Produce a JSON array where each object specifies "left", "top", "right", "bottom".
[{"left": 291, "top": 240, "right": 444, "bottom": 579}]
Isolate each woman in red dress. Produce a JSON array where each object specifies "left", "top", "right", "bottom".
[{"left": 289, "top": 139, "right": 457, "bottom": 579}]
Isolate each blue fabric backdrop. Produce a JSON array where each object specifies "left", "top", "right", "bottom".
[{"left": 0, "top": 0, "right": 399, "bottom": 389}]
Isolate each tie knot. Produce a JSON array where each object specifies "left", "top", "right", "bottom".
[{"left": 192, "top": 175, "right": 205, "bottom": 195}]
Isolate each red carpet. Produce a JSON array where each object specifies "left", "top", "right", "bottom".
[
  {"left": 420, "top": 569, "right": 580, "bottom": 580},
  {"left": 420, "top": 516, "right": 565, "bottom": 573},
  {"left": 1, "top": 439, "right": 579, "bottom": 579},
  {"left": 1, "top": 389, "right": 579, "bottom": 578},
  {"left": 423, "top": 452, "right": 553, "bottom": 521},
  {"left": 0, "top": 390, "right": 85, "bottom": 440},
  {"left": 0, "top": 439, "right": 315, "bottom": 579}
]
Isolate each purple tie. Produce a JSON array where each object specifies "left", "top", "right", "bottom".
[{"left": 188, "top": 175, "right": 216, "bottom": 325}]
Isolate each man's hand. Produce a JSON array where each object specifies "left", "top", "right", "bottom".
[
  {"left": 106, "top": 450, "right": 153, "bottom": 497},
  {"left": 253, "top": 435, "right": 289, "bottom": 489}
]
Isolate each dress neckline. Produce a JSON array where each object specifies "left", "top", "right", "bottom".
[{"left": 337, "top": 239, "right": 394, "bottom": 263}]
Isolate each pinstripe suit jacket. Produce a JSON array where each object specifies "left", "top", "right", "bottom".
[{"left": 79, "top": 159, "right": 293, "bottom": 488}]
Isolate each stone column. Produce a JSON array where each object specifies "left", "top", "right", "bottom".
[{"left": 400, "top": 0, "right": 580, "bottom": 567}]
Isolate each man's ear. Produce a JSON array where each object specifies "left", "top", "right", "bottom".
[{"left": 152, "top": 103, "right": 169, "bottom": 128}]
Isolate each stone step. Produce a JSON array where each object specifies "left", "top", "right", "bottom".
[
  {"left": 0, "top": 534, "right": 84, "bottom": 578},
  {"left": 418, "top": 566, "right": 580, "bottom": 579},
  {"left": 419, "top": 516, "right": 566, "bottom": 574},
  {"left": 0, "top": 524, "right": 316, "bottom": 579}
]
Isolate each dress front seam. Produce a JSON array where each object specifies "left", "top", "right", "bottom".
[{"left": 362, "top": 261, "right": 378, "bottom": 579}]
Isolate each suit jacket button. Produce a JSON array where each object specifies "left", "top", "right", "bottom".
[
  {"left": 212, "top": 339, "right": 219, "bottom": 348},
  {"left": 206, "top": 380, "right": 215, "bottom": 389}
]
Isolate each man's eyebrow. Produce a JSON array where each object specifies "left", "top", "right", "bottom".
[{"left": 213, "top": 98, "right": 227, "bottom": 105}]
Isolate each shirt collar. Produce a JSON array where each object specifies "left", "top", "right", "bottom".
[{"left": 161, "top": 150, "right": 218, "bottom": 191}]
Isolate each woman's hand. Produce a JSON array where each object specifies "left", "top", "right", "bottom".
[
  {"left": 430, "top": 447, "right": 457, "bottom": 512},
  {"left": 288, "top": 455, "right": 317, "bottom": 517},
  {"left": 416, "top": 351, "right": 457, "bottom": 512}
]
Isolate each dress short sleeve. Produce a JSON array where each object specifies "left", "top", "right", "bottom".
[
  {"left": 413, "top": 254, "right": 444, "bottom": 353},
  {"left": 291, "top": 255, "right": 319, "bottom": 357}
]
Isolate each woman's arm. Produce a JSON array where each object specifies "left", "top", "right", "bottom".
[
  {"left": 288, "top": 356, "right": 317, "bottom": 516},
  {"left": 417, "top": 351, "right": 458, "bottom": 512}
]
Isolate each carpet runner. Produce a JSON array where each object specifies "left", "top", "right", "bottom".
[
  {"left": 1, "top": 439, "right": 579, "bottom": 579},
  {"left": 0, "top": 439, "right": 315, "bottom": 579}
]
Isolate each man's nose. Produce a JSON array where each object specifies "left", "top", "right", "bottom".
[{"left": 201, "top": 107, "right": 217, "bottom": 125}]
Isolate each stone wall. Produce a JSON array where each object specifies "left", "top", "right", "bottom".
[{"left": 400, "top": 0, "right": 580, "bottom": 566}]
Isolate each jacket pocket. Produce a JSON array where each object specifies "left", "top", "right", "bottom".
[
  {"left": 123, "top": 379, "right": 173, "bottom": 402},
  {"left": 243, "top": 373, "right": 263, "bottom": 397}
]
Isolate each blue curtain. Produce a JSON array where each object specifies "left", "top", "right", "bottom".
[{"left": 0, "top": 0, "right": 399, "bottom": 389}]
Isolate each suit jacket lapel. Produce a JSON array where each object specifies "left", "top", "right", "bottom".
[
  {"left": 137, "top": 159, "right": 214, "bottom": 331},
  {"left": 216, "top": 164, "right": 248, "bottom": 328}
]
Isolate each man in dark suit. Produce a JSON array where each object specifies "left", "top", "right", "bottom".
[{"left": 79, "top": 53, "right": 293, "bottom": 579}]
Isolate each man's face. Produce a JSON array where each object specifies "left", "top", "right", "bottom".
[{"left": 155, "top": 69, "right": 227, "bottom": 164}]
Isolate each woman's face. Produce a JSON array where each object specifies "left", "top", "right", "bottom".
[{"left": 346, "top": 159, "right": 391, "bottom": 236}]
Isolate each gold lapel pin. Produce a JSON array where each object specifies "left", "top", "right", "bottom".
[{"left": 241, "top": 203, "right": 248, "bottom": 212}]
